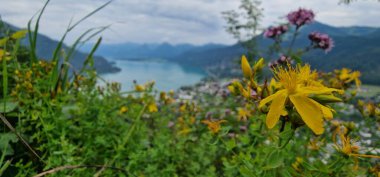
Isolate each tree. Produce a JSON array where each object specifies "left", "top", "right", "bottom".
[{"left": 222, "top": 0, "right": 263, "bottom": 59}]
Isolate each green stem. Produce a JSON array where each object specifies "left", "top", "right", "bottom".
[{"left": 286, "top": 27, "right": 300, "bottom": 56}]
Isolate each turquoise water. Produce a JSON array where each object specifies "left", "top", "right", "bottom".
[{"left": 99, "top": 59, "right": 206, "bottom": 91}]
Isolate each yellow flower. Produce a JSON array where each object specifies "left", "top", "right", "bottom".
[
  {"left": 201, "top": 119, "right": 227, "bottom": 134},
  {"left": 135, "top": 84, "right": 145, "bottom": 92},
  {"left": 259, "top": 64, "right": 342, "bottom": 135},
  {"left": 148, "top": 102, "right": 158, "bottom": 113},
  {"left": 237, "top": 108, "right": 251, "bottom": 121},
  {"left": 338, "top": 68, "right": 361, "bottom": 89},
  {"left": 227, "top": 85, "right": 236, "bottom": 94},
  {"left": 11, "top": 29, "right": 28, "bottom": 40},
  {"left": 119, "top": 106, "right": 128, "bottom": 114},
  {"left": 241, "top": 55, "right": 252, "bottom": 78},
  {"left": 308, "top": 138, "right": 324, "bottom": 150},
  {"left": 291, "top": 157, "right": 303, "bottom": 172},
  {"left": 179, "top": 103, "right": 187, "bottom": 112},
  {"left": 334, "top": 128, "right": 380, "bottom": 159}
]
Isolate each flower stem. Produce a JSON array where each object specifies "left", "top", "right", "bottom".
[{"left": 287, "top": 27, "right": 300, "bottom": 56}]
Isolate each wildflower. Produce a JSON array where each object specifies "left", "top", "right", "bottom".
[
  {"left": 263, "top": 25, "right": 288, "bottom": 38},
  {"left": 259, "top": 64, "right": 342, "bottom": 135},
  {"left": 148, "top": 102, "right": 158, "bottom": 113},
  {"left": 227, "top": 85, "right": 236, "bottom": 94},
  {"left": 337, "top": 68, "right": 361, "bottom": 89},
  {"left": 11, "top": 29, "right": 28, "bottom": 40},
  {"left": 268, "top": 55, "right": 292, "bottom": 69},
  {"left": 241, "top": 55, "right": 252, "bottom": 78},
  {"left": 287, "top": 8, "right": 315, "bottom": 28},
  {"left": 291, "top": 157, "right": 304, "bottom": 172},
  {"left": 25, "top": 70, "right": 33, "bottom": 80},
  {"left": 308, "top": 138, "right": 324, "bottom": 150},
  {"left": 179, "top": 103, "right": 187, "bottom": 112},
  {"left": 189, "top": 116, "right": 196, "bottom": 124},
  {"left": 334, "top": 128, "right": 380, "bottom": 159},
  {"left": 135, "top": 84, "right": 145, "bottom": 92},
  {"left": 201, "top": 119, "right": 227, "bottom": 134},
  {"left": 237, "top": 108, "right": 251, "bottom": 121},
  {"left": 308, "top": 32, "right": 334, "bottom": 52},
  {"left": 119, "top": 106, "right": 128, "bottom": 114},
  {"left": 177, "top": 127, "right": 192, "bottom": 135}
]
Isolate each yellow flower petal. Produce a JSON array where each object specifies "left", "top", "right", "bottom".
[
  {"left": 289, "top": 94, "right": 324, "bottom": 135},
  {"left": 300, "top": 86, "right": 343, "bottom": 95},
  {"left": 266, "top": 91, "right": 287, "bottom": 129},
  {"left": 259, "top": 90, "right": 286, "bottom": 108},
  {"left": 310, "top": 99, "right": 334, "bottom": 120}
]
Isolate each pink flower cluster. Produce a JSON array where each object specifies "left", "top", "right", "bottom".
[
  {"left": 268, "top": 55, "right": 293, "bottom": 69},
  {"left": 263, "top": 25, "right": 288, "bottom": 38},
  {"left": 287, "top": 8, "right": 315, "bottom": 28},
  {"left": 308, "top": 32, "right": 334, "bottom": 52}
]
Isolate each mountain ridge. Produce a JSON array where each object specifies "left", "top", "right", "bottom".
[{"left": 2, "top": 22, "right": 120, "bottom": 74}]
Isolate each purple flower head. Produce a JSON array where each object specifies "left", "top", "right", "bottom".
[
  {"left": 277, "top": 55, "right": 292, "bottom": 64},
  {"left": 264, "top": 25, "right": 288, "bottom": 38},
  {"left": 308, "top": 32, "right": 334, "bottom": 52},
  {"left": 268, "top": 55, "right": 293, "bottom": 69},
  {"left": 287, "top": 8, "right": 315, "bottom": 28}
]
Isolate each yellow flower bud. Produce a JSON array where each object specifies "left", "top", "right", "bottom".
[
  {"left": 148, "top": 102, "right": 158, "bottom": 113},
  {"left": 253, "top": 58, "right": 265, "bottom": 73},
  {"left": 241, "top": 55, "right": 252, "bottom": 78},
  {"left": 119, "top": 106, "right": 128, "bottom": 114}
]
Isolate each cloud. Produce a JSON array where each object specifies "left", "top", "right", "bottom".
[{"left": 0, "top": 0, "right": 379, "bottom": 45}]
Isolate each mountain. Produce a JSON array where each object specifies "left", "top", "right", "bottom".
[
  {"left": 2, "top": 22, "right": 120, "bottom": 74},
  {"left": 80, "top": 42, "right": 226, "bottom": 60},
  {"left": 173, "top": 22, "right": 380, "bottom": 85}
]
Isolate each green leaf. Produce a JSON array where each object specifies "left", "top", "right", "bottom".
[
  {"left": 0, "top": 133, "right": 18, "bottom": 156},
  {"left": 263, "top": 150, "right": 284, "bottom": 170},
  {"left": 0, "top": 160, "right": 11, "bottom": 176},
  {"left": 0, "top": 100, "right": 17, "bottom": 113},
  {"left": 0, "top": 38, "right": 8, "bottom": 47},
  {"left": 225, "top": 139, "right": 236, "bottom": 151},
  {"left": 302, "top": 161, "right": 319, "bottom": 171},
  {"left": 291, "top": 54, "right": 302, "bottom": 64}
]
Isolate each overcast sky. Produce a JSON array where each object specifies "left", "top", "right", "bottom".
[{"left": 0, "top": 0, "right": 379, "bottom": 45}]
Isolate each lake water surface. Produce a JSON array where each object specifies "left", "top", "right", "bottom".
[{"left": 99, "top": 59, "right": 206, "bottom": 91}]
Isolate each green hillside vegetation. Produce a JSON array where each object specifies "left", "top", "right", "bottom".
[{"left": 2, "top": 22, "right": 120, "bottom": 74}]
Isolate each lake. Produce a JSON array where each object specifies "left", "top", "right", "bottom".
[{"left": 99, "top": 59, "right": 206, "bottom": 91}]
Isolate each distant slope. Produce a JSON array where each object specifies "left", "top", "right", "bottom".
[
  {"left": 174, "top": 22, "right": 380, "bottom": 85},
  {"left": 81, "top": 42, "right": 226, "bottom": 59},
  {"left": 3, "top": 22, "right": 120, "bottom": 73}
]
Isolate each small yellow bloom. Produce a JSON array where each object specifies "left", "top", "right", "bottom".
[
  {"left": 11, "top": 29, "right": 28, "bottom": 40},
  {"left": 291, "top": 157, "right": 303, "bottom": 172},
  {"left": 179, "top": 103, "right": 187, "bottom": 112},
  {"left": 201, "top": 119, "right": 227, "bottom": 133},
  {"left": 148, "top": 102, "right": 158, "bottom": 113},
  {"left": 241, "top": 55, "right": 252, "bottom": 78},
  {"left": 334, "top": 128, "right": 380, "bottom": 159},
  {"left": 119, "top": 106, "right": 128, "bottom": 114},
  {"left": 227, "top": 85, "right": 236, "bottom": 94},
  {"left": 237, "top": 108, "right": 251, "bottom": 121},
  {"left": 135, "top": 84, "right": 145, "bottom": 92}
]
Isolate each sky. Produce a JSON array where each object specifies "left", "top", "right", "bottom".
[{"left": 0, "top": 0, "right": 379, "bottom": 45}]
